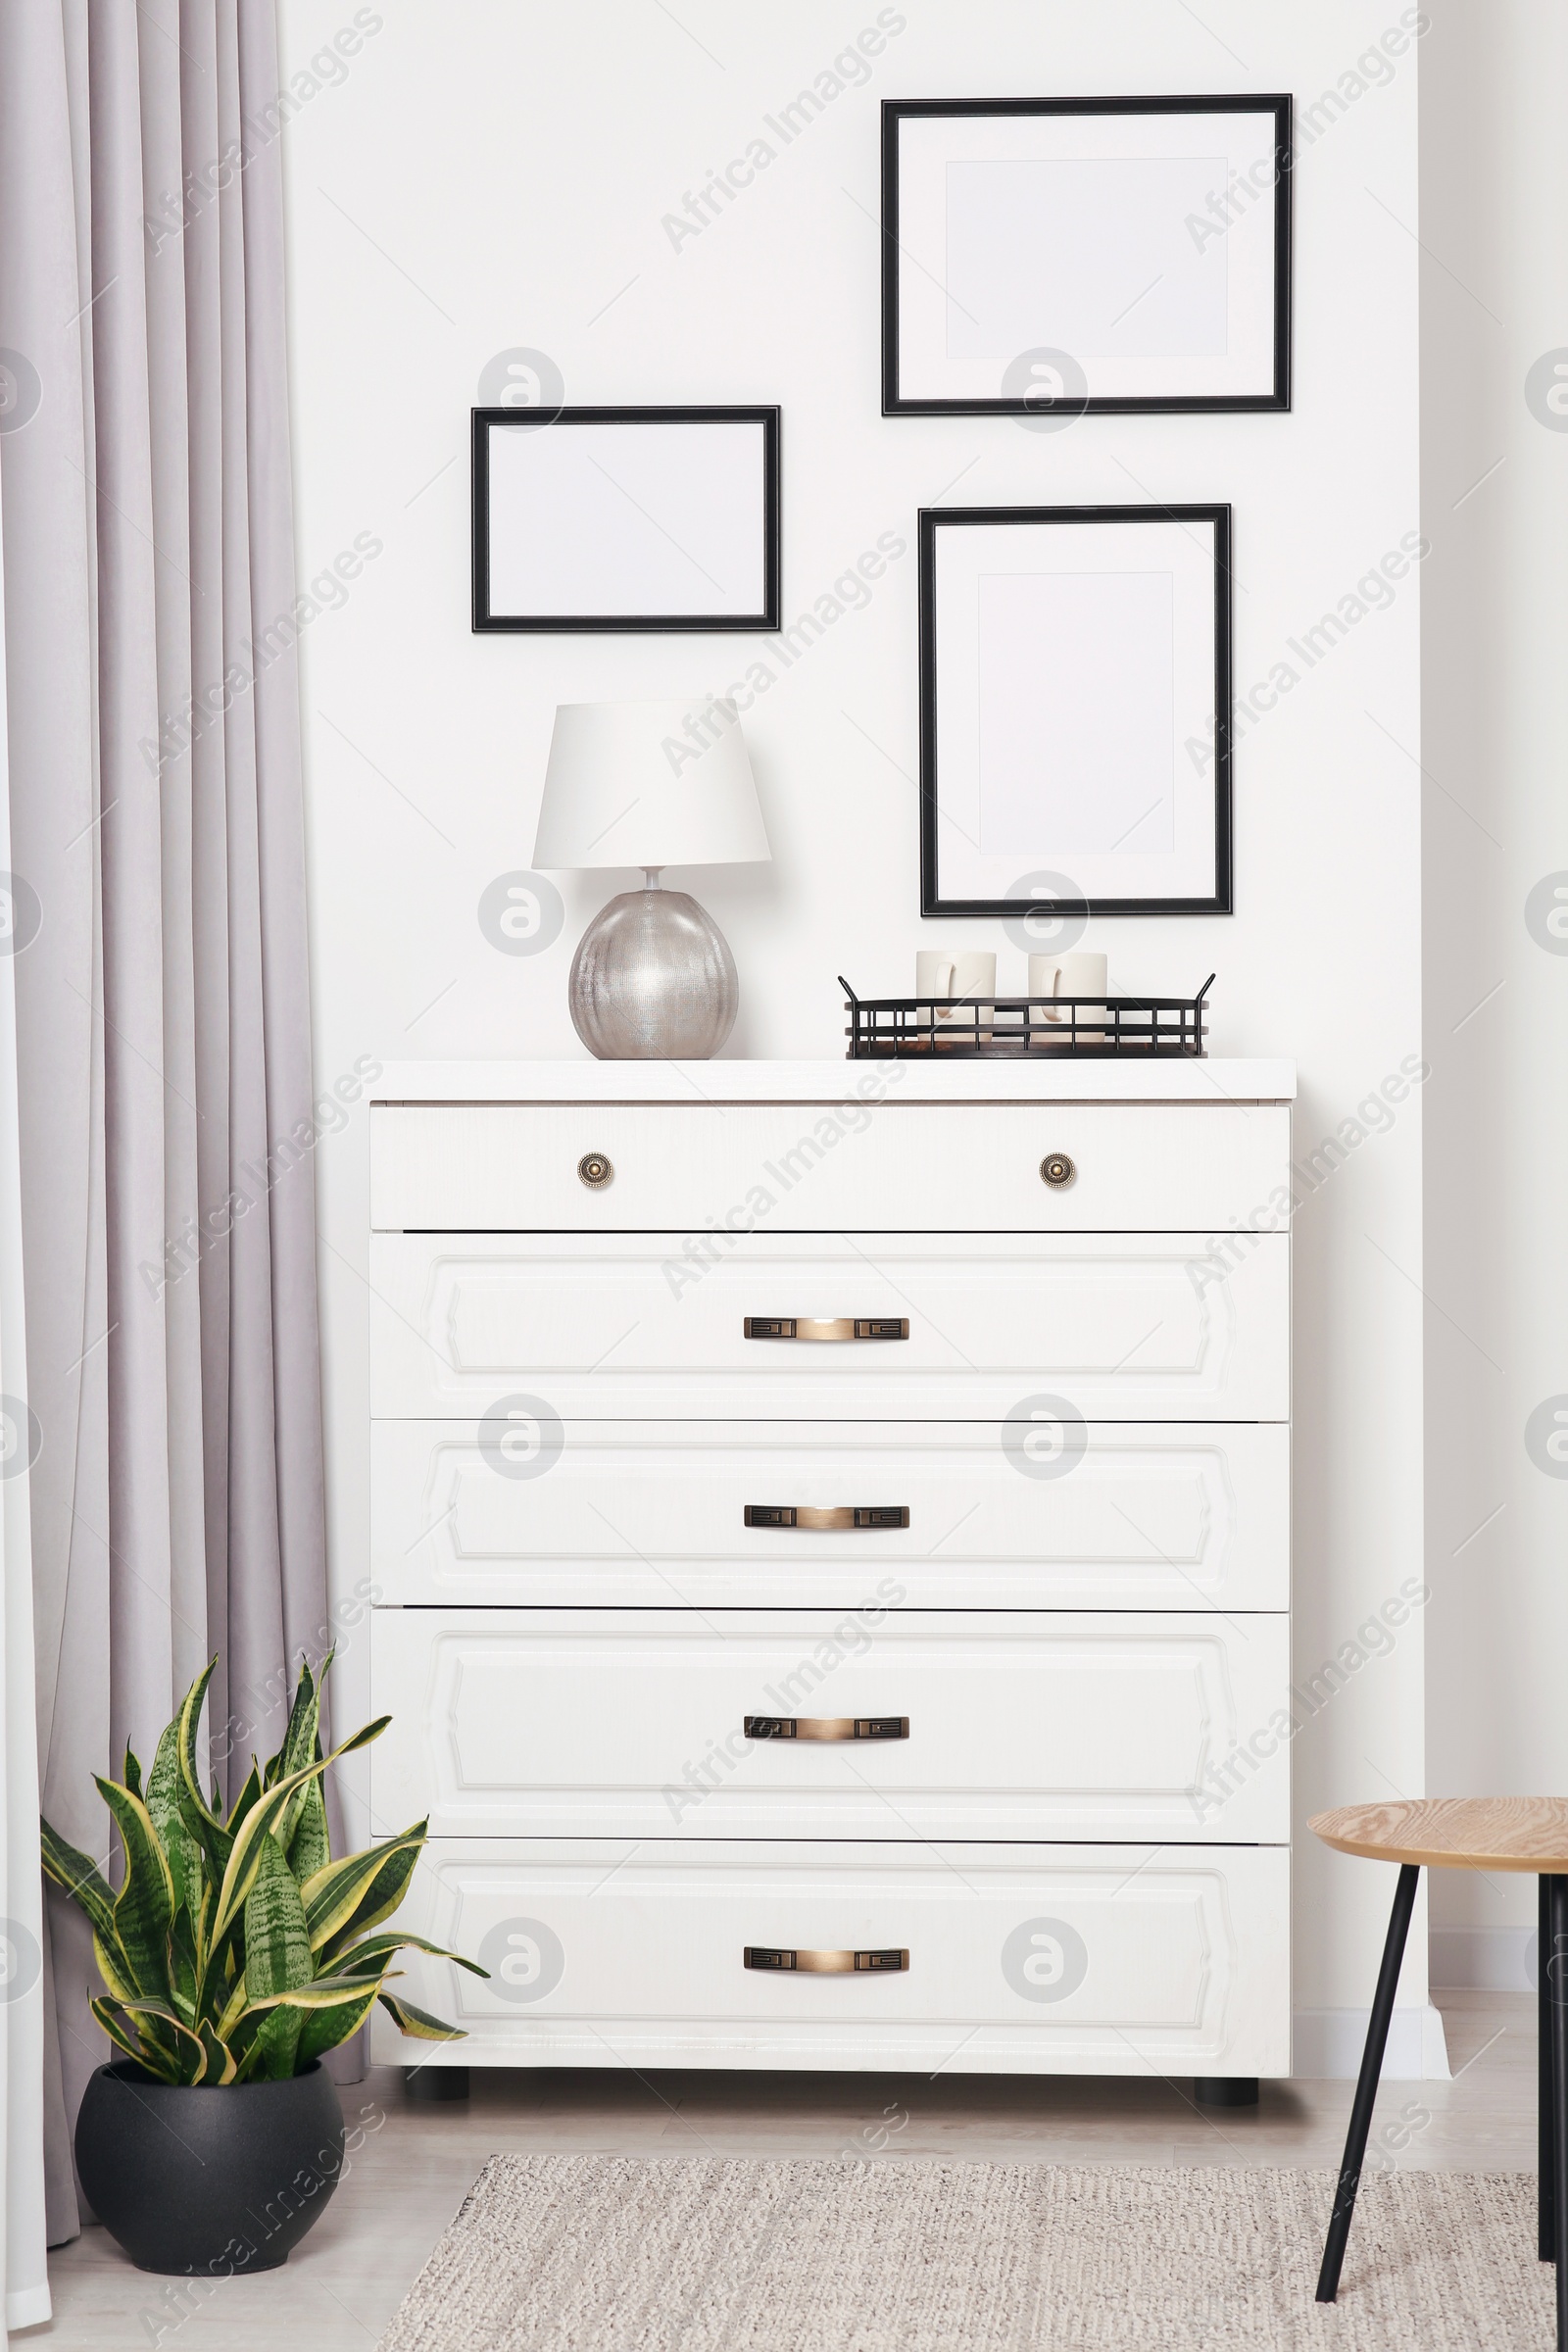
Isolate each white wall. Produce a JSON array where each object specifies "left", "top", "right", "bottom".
[
  {"left": 1421, "top": 0, "right": 1568, "bottom": 1992},
  {"left": 277, "top": 0, "right": 1428, "bottom": 2054}
]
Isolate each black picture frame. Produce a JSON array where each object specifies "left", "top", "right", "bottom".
[
  {"left": 918, "top": 504, "right": 1233, "bottom": 919},
  {"left": 882, "top": 96, "right": 1293, "bottom": 417},
  {"left": 472, "top": 405, "right": 782, "bottom": 633}
]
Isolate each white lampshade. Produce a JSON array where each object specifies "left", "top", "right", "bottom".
[{"left": 532, "top": 699, "right": 771, "bottom": 871}]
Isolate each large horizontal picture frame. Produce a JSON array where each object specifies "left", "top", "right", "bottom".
[
  {"left": 472, "top": 405, "right": 781, "bottom": 632},
  {"left": 883, "top": 95, "right": 1292, "bottom": 416},
  {"left": 919, "top": 504, "right": 1233, "bottom": 919}
]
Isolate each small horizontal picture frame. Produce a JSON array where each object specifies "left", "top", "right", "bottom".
[
  {"left": 920, "top": 504, "right": 1232, "bottom": 918},
  {"left": 883, "top": 96, "right": 1292, "bottom": 416},
  {"left": 472, "top": 405, "right": 781, "bottom": 632}
]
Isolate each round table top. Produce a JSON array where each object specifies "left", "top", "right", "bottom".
[{"left": 1310, "top": 1797, "right": 1568, "bottom": 1873}]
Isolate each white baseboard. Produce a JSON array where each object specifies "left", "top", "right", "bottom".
[
  {"left": 1293, "top": 2002, "right": 1450, "bottom": 2080},
  {"left": 1430, "top": 1925, "right": 1538, "bottom": 1991}
]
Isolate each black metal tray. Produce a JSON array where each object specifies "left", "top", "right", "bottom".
[{"left": 841, "top": 975, "right": 1212, "bottom": 1058}]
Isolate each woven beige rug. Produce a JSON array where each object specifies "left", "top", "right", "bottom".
[{"left": 376, "top": 2153, "right": 1548, "bottom": 2351}]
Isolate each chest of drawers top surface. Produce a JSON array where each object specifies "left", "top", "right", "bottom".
[{"left": 371, "top": 1059, "right": 1297, "bottom": 1104}]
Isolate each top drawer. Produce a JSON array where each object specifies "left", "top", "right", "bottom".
[{"left": 370, "top": 1101, "right": 1292, "bottom": 1234}]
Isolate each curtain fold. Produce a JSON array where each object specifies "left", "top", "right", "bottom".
[{"left": 0, "top": 0, "right": 331, "bottom": 2252}]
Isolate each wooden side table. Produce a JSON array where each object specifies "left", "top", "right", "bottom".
[{"left": 1311, "top": 1798, "right": 1568, "bottom": 2347}]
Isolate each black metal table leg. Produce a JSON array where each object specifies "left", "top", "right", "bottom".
[
  {"left": 1544, "top": 1873, "right": 1556, "bottom": 2263},
  {"left": 1316, "top": 1861, "right": 1420, "bottom": 2303},
  {"left": 1550, "top": 1874, "right": 1568, "bottom": 2350}
]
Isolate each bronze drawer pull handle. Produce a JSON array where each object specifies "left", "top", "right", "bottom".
[
  {"left": 744, "top": 1505, "right": 909, "bottom": 1532},
  {"left": 744, "top": 1946, "right": 908, "bottom": 1974},
  {"left": 744, "top": 1715, "right": 908, "bottom": 1741},
  {"left": 743, "top": 1316, "right": 909, "bottom": 1342}
]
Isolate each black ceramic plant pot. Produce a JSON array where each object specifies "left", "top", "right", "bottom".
[{"left": 75, "top": 2059, "right": 346, "bottom": 2276}]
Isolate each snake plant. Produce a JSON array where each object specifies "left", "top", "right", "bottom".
[{"left": 40, "top": 1653, "right": 485, "bottom": 2083}]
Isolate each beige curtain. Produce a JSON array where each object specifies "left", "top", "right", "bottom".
[{"left": 0, "top": 0, "right": 331, "bottom": 2246}]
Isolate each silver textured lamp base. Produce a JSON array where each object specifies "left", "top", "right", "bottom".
[{"left": 567, "top": 880, "right": 739, "bottom": 1059}]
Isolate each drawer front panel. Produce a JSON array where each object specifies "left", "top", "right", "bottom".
[
  {"left": 370, "top": 1609, "right": 1289, "bottom": 1841},
  {"left": 372, "top": 1839, "right": 1291, "bottom": 2075},
  {"left": 371, "top": 1101, "right": 1293, "bottom": 1235},
  {"left": 372, "top": 1420, "right": 1290, "bottom": 1610},
  {"left": 368, "top": 1232, "right": 1289, "bottom": 1421}
]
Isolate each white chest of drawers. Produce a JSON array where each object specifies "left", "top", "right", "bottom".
[{"left": 366, "top": 1057, "right": 1295, "bottom": 2082}]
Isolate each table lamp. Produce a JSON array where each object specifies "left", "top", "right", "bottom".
[{"left": 533, "top": 698, "right": 771, "bottom": 1059}]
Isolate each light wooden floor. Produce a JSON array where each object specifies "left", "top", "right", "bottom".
[{"left": 32, "top": 1993, "right": 1537, "bottom": 2350}]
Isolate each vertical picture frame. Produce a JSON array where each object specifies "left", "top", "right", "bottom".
[{"left": 919, "top": 504, "right": 1233, "bottom": 917}]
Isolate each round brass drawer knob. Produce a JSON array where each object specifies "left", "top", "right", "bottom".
[
  {"left": 577, "top": 1151, "right": 613, "bottom": 1190},
  {"left": 1040, "top": 1152, "right": 1076, "bottom": 1190}
]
